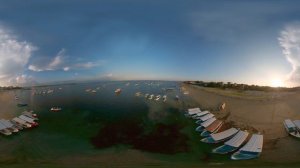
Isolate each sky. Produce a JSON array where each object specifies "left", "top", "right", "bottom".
[{"left": 1, "top": 0, "right": 300, "bottom": 87}]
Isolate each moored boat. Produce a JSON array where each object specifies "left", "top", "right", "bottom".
[
  {"left": 195, "top": 117, "right": 216, "bottom": 132},
  {"left": 212, "top": 130, "right": 249, "bottom": 154},
  {"left": 201, "top": 120, "right": 223, "bottom": 137},
  {"left": 51, "top": 107, "right": 62, "bottom": 112},
  {"left": 115, "top": 88, "right": 122, "bottom": 94},
  {"left": 283, "top": 119, "right": 300, "bottom": 138},
  {"left": 231, "top": 134, "right": 263, "bottom": 160},
  {"left": 201, "top": 128, "right": 239, "bottom": 143}
]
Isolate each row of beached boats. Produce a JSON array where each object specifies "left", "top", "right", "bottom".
[
  {"left": 0, "top": 111, "right": 38, "bottom": 136},
  {"left": 283, "top": 119, "right": 300, "bottom": 138},
  {"left": 186, "top": 107, "right": 263, "bottom": 160}
]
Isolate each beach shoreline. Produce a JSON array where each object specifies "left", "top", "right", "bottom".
[{"left": 182, "top": 83, "right": 300, "bottom": 162}]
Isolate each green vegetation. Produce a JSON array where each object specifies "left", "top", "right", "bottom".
[
  {"left": 184, "top": 81, "right": 298, "bottom": 92},
  {"left": 0, "top": 86, "right": 23, "bottom": 91}
]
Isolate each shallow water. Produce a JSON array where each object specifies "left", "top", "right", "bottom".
[{"left": 0, "top": 81, "right": 233, "bottom": 166}]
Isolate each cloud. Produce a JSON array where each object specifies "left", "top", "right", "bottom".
[
  {"left": 8, "top": 74, "right": 37, "bottom": 86},
  {"left": 48, "top": 49, "right": 64, "bottom": 68},
  {"left": 106, "top": 73, "right": 113, "bottom": 77},
  {"left": 28, "top": 48, "right": 65, "bottom": 71},
  {"left": 0, "top": 26, "right": 37, "bottom": 85},
  {"left": 74, "top": 61, "right": 103, "bottom": 69},
  {"left": 278, "top": 22, "right": 300, "bottom": 86},
  {"left": 63, "top": 67, "right": 70, "bottom": 71},
  {"left": 28, "top": 49, "right": 103, "bottom": 72}
]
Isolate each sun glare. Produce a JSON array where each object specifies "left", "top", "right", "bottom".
[{"left": 270, "top": 79, "right": 284, "bottom": 87}]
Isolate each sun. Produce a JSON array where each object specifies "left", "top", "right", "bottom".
[{"left": 270, "top": 79, "right": 284, "bottom": 87}]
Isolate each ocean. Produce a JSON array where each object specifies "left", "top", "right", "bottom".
[{"left": 0, "top": 81, "right": 235, "bottom": 167}]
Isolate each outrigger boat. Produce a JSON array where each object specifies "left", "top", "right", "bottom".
[
  {"left": 231, "top": 134, "right": 263, "bottom": 160},
  {"left": 12, "top": 117, "right": 31, "bottom": 128},
  {"left": 283, "top": 119, "right": 300, "bottom": 138},
  {"left": 51, "top": 107, "right": 62, "bottom": 112},
  {"left": 149, "top": 94, "right": 154, "bottom": 100},
  {"left": 0, "top": 123, "right": 12, "bottom": 135},
  {"left": 19, "top": 115, "right": 39, "bottom": 127},
  {"left": 201, "top": 128, "right": 239, "bottom": 144},
  {"left": 0, "top": 119, "right": 19, "bottom": 132},
  {"left": 201, "top": 120, "right": 223, "bottom": 137},
  {"left": 155, "top": 95, "right": 161, "bottom": 101},
  {"left": 115, "top": 88, "right": 122, "bottom": 94},
  {"left": 195, "top": 117, "right": 216, "bottom": 132},
  {"left": 213, "top": 130, "right": 249, "bottom": 154},
  {"left": 22, "top": 111, "right": 38, "bottom": 120},
  {"left": 163, "top": 95, "right": 167, "bottom": 102}
]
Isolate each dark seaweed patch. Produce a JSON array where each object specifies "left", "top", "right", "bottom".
[{"left": 90, "top": 120, "right": 189, "bottom": 154}]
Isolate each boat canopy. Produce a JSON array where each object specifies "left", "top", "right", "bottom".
[
  {"left": 0, "top": 119, "right": 14, "bottom": 128},
  {"left": 225, "top": 131, "right": 249, "bottom": 148},
  {"left": 211, "top": 128, "right": 239, "bottom": 141},
  {"left": 240, "top": 134, "right": 263, "bottom": 153},
  {"left": 188, "top": 108, "right": 201, "bottom": 112},
  {"left": 284, "top": 119, "right": 296, "bottom": 129},
  {"left": 206, "top": 120, "right": 223, "bottom": 132},
  {"left": 13, "top": 117, "right": 27, "bottom": 124},
  {"left": 188, "top": 108, "right": 201, "bottom": 115},
  {"left": 196, "top": 111, "right": 209, "bottom": 117},
  {"left": 201, "top": 117, "right": 216, "bottom": 128},
  {"left": 19, "top": 115, "right": 35, "bottom": 123},
  {"left": 293, "top": 120, "right": 300, "bottom": 130},
  {"left": 199, "top": 113, "right": 214, "bottom": 121},
  {"left": 0, "top": 122, "right": 8, "bottom": 130}
]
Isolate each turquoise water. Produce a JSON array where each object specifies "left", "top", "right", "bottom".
[{"left": 0, "top": 81, "right": 234, "bottom": 166}]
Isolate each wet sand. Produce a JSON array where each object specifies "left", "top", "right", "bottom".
[{"left": 183, "top": 83, "right": 300, "bottom": 162}]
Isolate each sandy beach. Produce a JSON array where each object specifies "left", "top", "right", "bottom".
[{"left": 183, "top": 83, "right": 300, "bottom": 162}]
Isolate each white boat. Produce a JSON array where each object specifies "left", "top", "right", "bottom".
[
  {"left": 292, "top": 120, "right": 300, "bottom": 133},
  {"left": 195, "top": 117, "right": 216, "bottom": 132},
  {"left": 155, "top": 95, "right": 161, "bottom": 101},
  {"left": 91, "top": 90, "right": 97, "bottom": 93},
  {"left": 0, "top": 119, "right": 19, "bottom": 133},
  {"left": 186, "top": 108, "right": 202, "bottom": 117},
  {"left": 198, "top": 113, "right": 215, "bottom": 122},
  {"left": 149, "top": 94, "right": 154, "bottom": 100},
  {"left": 213, "top": 130, "right": 249, "bottom": 154},
  {"left": 47, "top": 89, "right": 54, "bottom": 94},
  {"left": 283, "top": 119, "right": 300, "bottom": 138},
  {"left": 231, "top": 134, "right": 263, "bottom": 160},
  {"left": 115, "top": 88, "right": 122, "bottom": 94},
  {"left": 51, "top": 107, "right": 62, "bottom": 112},
  {"left": 188, "top": 107, "right": 201, "bottom": 113},
  {"left": 201, "top": 128, "right": 239, "bottom": 143},
  {"left": 194, "top": 111, "right": 210, "bottom": 122},
  {"left": 163, "top": 95, "right": 167, "bottom": 102},
  {"left": 6, "top": 120, "right": 23, "bottom": 130},
  {"left": 201, "top": 120, "right": 223, "bottom": 137},
  {"left": 19, "top": 115, "right": 38, "bottom": 127},
  {"left": 0, "top": 122, "right": 12, "bottom": 135},
  {"left": 12, "top": 117, "right": 31, "bottom": 128},
  {"left": 145, "top": 94, "right": 149, "bottom": 98},
  {"left": 22, "top": 111, "right": 38, "bottom": 120}
]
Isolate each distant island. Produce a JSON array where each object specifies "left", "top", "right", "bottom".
[
  {"left": 0, "top": 86, "right": 23, "bottom": 91},
  {"left": 184, "top": 81, "right": 298, "bottom": 92}
]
